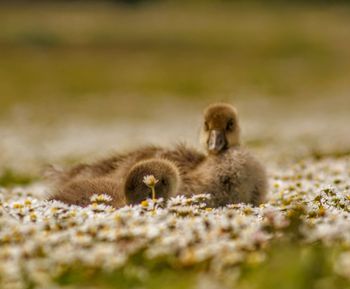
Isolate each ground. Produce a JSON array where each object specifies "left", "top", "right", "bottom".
[
  {"left": 1, "top": 152, "right": 350, "bottom": 289},
  {"left": 0, "top": 2, "right": 350, "bottom": 289}
]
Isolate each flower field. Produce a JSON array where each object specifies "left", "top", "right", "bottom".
[{"left": 1, "top": 153, "right": 350, "bottom": 289}]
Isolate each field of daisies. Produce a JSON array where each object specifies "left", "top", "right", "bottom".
[{"left": 1, "top": 97, "right": 350, "bottom": 289}]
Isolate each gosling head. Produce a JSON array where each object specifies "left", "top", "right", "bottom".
[
  {"left": 200, "top": 103, "right": 240, "bottom": 155},
  {"left": 124, "top": 159, "right": 180, "bottom": 205}
]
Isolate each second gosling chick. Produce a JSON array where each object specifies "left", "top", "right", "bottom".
[
  {"left": 124, "top": 158, "right": 180, "bottom": 205},
  {"left": 49, "top": 159, "right": 180, "bottom": 208},
  {"left": 46, "top": 144, "right": 204, "bottom": 190}
]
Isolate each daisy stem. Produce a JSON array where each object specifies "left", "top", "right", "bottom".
[{"left": 151, "top": 186, "right": 156, "bottom": 201}]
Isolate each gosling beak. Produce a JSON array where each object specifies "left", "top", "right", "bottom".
[{"left": 207, "top": 130, "right": 227, "bottom": 154}]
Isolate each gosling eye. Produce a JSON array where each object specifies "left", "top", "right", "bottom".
[
  {"left": 226, "top": 119, "right": 234, "bottom": 131},
  {"left": 161, "top": 179, "right": 167, "bottom": 185},
  {"left": 204, "top": 122, "right": 209, "bottom": 131}
]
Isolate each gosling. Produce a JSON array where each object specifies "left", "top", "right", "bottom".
[
  {"left": 48, "top": 159, "right": 180, "bottom": 208},
  {"left": 46, "top": 144, "right": 204, "bottom": 190},
  {"left": 181, "top": 103, "right": 267, "bottom": 206},
  {"left": 124, "top": 158, "right": 180, "bottom": 205}
]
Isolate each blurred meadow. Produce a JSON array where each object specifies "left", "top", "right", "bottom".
[
  {"left": 1, "top": 2, "right": 350, "bottom": 115},
  {"left": 1, "top": 1, "right": 350, "bottom": 173},
  {"left": 1, "top": 1, "right": 350, "bottom": 289}
]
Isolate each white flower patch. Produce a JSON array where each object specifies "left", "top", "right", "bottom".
[
  {"left": 90, "top": 194, "right": 113, "bottom": 203},
  {"left": 0, "top": 156, "right": 350, "bottom": 287}
]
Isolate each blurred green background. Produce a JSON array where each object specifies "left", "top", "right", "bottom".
[
  {"left": 0, "top": 0, "right": 349, "bottom": 176},
  {"left": 1, "top": 1, "right": 349, "bottom": 123}
]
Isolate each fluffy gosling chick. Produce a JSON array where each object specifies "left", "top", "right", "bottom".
[{"left": 186, "top": 103, "right": 267, "bottom": 206}]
